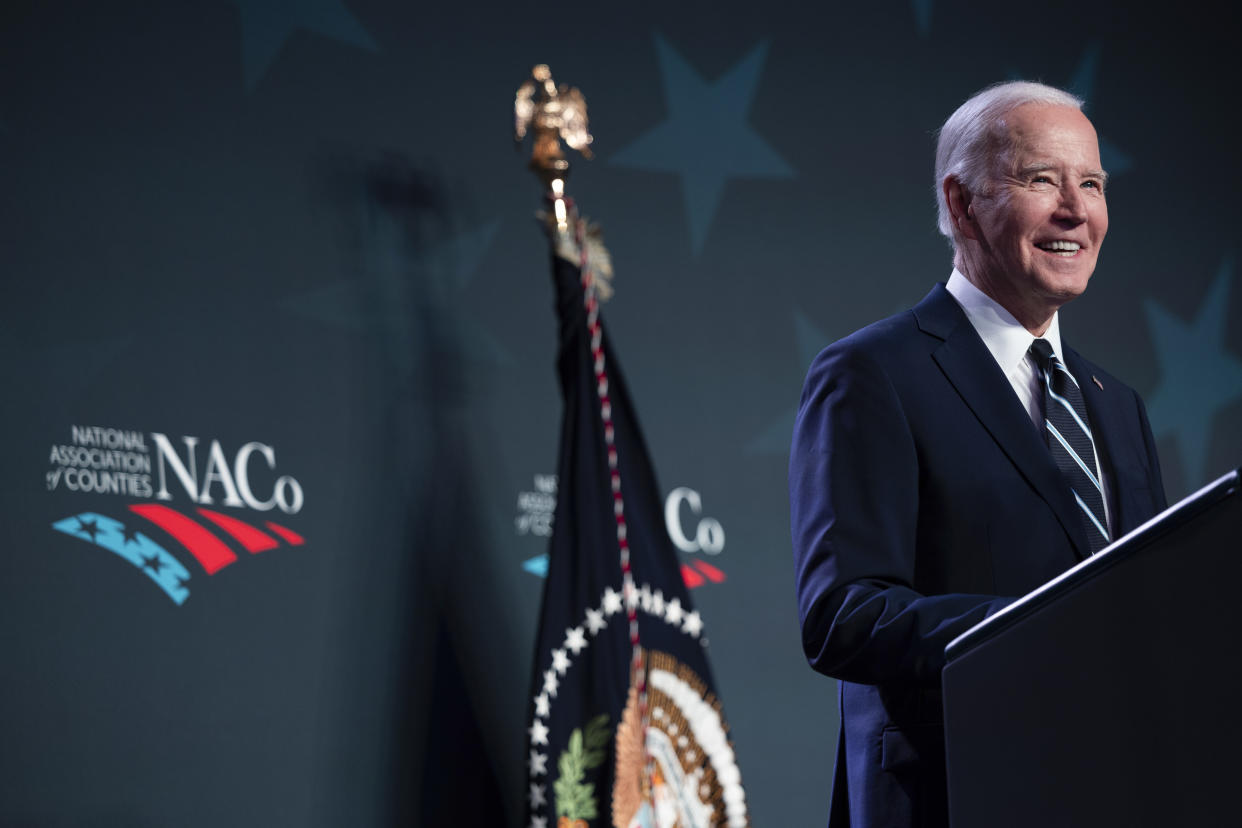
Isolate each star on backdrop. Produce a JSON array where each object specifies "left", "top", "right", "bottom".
[
  {"left": 610, "top": 35, "right": 794, "bottom": 254},
  {"left": 230, "top": 0, "right": 378, "bottom": 90},
  {"left": 281, "top": 218, "right": 508, "bottom": 378},
  {"left": 1143, "top": 257, "right": 1242, "bottom": 491},
  {"left": 1010, "top": 42, "right": 1132, "bottom": 175},
  {"left": 748, "top": 312, "right": 834, "bottom": 454},
  {"left": 911, "top": 0, "right": 934, "bottom": 35},
  {"left": 1065, "top": 42, "right": 1132, "bottom": 175}
]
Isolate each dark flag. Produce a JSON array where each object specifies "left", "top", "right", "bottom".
[{"left": 524, "top": 219, "right": 749, "bottom": 828}]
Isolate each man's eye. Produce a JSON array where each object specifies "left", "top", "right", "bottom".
[
  {"left": 1082, "top": 179, "right": 1102, "bottom": 190},
  {"left": 1031, "top": 175, "right": 1053, "bottom": 185}
]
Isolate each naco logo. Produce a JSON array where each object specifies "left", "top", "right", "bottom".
[
  {"left": 47, "top": 425, "right": 307, "bottom": 607},
  {"left": 517, "top": 475, "right": 728, "bottom": 589},
  {"left": 662, "top": 486, "right": 726, "bottom": 588},
  {"left": 148, "top": 433, "right": 304, "bottom": 514}
]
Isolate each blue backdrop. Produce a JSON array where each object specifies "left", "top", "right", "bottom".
[{"left": 2, "top": 0, "right": 1240, "bottom": 824}]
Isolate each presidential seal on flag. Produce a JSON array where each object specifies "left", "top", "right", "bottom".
[{"left": 612, "top": 650, "right": 747, "bottom": 828}]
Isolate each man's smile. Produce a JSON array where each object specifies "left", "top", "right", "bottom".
[{"left": 1035, "top": 240, "right": 1083, "bottom": 257}]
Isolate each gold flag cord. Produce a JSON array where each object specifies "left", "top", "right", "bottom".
[{"left": 517, "top": 63, "right": 656, "bottom": 821}]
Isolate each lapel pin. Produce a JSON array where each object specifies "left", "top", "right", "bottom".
[{"left": 1092, "top": 375, "right": 1104, "bottom": 391}]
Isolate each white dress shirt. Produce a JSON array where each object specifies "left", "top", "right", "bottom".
[{"left": 945, "top": 269, "right": 1112, "bottom": 532}]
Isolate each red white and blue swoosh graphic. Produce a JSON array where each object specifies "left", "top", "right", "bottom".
[{"left": 52, "top": 506, "right": 304, "bottom": 606}]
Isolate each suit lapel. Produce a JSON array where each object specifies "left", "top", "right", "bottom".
[{"left": 914, "top": 285, "right": 1092, "bottom": 560}]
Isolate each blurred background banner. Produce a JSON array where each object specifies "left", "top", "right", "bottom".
[{"left": 1, "top": 1, "right": 1239, "bottom": 825}]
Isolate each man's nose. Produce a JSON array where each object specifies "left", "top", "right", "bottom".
[{"left": 1055, "top": 184, "right": 1089, "bottom": 223}]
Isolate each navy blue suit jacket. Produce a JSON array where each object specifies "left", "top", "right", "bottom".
[{"left": 789, "top": 284, "right": 1167, "bottom": 828}]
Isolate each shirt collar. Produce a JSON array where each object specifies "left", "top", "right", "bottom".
[{"left": 945, "top": 268, "right": 1064, "bottom": 372}]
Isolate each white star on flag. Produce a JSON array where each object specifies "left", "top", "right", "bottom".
[
  {"left": 529, "top": 719, "right": 549, "bottom": 746},
  {"left": 639, "top": 584, "right": 652, "bottom": 611},
  {"left": 529, "top": 783, "right": 547, "bottom": 808},
  {"left": 530, "top": 817, "right": 548, "bottom": 828},
  {"left": 585, "top": 607, "right": 606, "bottom": 634},
  {"left": 564, "top": 626, "right": 587, "bottom": 654},
  {"left": 551, "top": 648, "right": 570, "bottom": 675},
  {"left": 651, "top": 589, "right": 666, "bottom": 616},
  {"left": 665, "top": 597, "right": 685, "bottom": 625},
  {"left": 529, "top": 749, "right": 548, "bottom": 775},
  {"left": 624, "top": 582, "right": 639, "bottom": 610},
  {"left": 542, "top": 669, "right": 559, "bottom": 699},
  {"left": 603, "top": 587, "right": 623, "bottom": 615},
  {"left": 535, "top": 693, "right": 550, "bottom": 717},
  {"left": 682, "top": 610, "right": 703, "bottom": 637}
]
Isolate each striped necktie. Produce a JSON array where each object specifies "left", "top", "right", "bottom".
[{"left": 1029, "top": 338, "right": 1111, "bottom": 554}]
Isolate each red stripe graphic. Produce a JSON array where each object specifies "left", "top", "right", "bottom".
[
  {"left": 129, "top": 504, "right": 237, "bottom": 575},
  {"left": 692, "top": 559, "right": 727, "bottom": 583},
  {"left": 681, "top": 563, "right": 705, "bottom": 589},
  {"left": 197, "top": 508, "right": 279, "bottom": 554},
  {"left": 264, "top": 521, "right": 304, "bottom": 546}
]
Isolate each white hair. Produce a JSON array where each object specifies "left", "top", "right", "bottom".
[{"left": 934, "top": 81, "right": 1084, "bottom": 243}]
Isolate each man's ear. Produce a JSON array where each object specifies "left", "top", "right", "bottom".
[{"left": 944, "top": 176, "right": 980, "bottom": 241}]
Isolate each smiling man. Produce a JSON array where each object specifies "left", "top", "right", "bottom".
[
  {"left": 789, "top": 82, "right": 1167, "bottom": 828},
  {"left": 944, "top": 98, "right": 1108, "bottom": 333}
]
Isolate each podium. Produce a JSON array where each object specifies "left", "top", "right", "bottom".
[{"left": 941, "top": 469, "right": 1242, "bottom": 828}]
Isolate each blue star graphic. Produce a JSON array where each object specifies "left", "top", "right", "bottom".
[
  {"left": 1143, "top": 257, "right": 1242, "bottom": 489},
  {"left": 610, "top": 35, "right": 794, "bottom": 255},
  {"left": 75, "top": 516, "right": 100, "bottom": 541},
  {"left": 52, "top": 513, "right": 191, "bottom": 605},
  {"left": 1010, "top": 43, "right": 1131, "bottom": 175},
  {"left": 748, "top": 312, "right": 835, "bottom": 454},
  {"left": 911, "top": 0, "right": 934, "bottom": 35},
  {"left": 1065, "top": 42, "right": 1132, "bottom": 175},
  {"left": 281, "top": 218, "right": 509, "bottom": 376},
  {"left": 231, "top": 0, "right": 378, "bottom": 91}
]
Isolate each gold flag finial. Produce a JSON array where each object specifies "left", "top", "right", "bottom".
[
  {"left": 515, "top": 64, "right": 593, "bottom": 233},
  {"left": 515, "top": 65, "right": 612, "bottom": 300}
]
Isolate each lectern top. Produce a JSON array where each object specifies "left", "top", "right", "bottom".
[{"left": 944, "top": 467, "right": 1241, "bottom": 663}]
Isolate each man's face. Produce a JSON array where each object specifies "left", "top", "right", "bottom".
[{"left": 959, "top": 103, "right": 1108, "bottom": 326}]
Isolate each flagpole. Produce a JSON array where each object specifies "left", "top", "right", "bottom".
[{"left": 515, "top": 62, "right": 658, "bottom": 813}]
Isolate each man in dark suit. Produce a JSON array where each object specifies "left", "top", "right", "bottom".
[{"left": 789, "top": 81, "right": 1167, "bottom": 828}]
